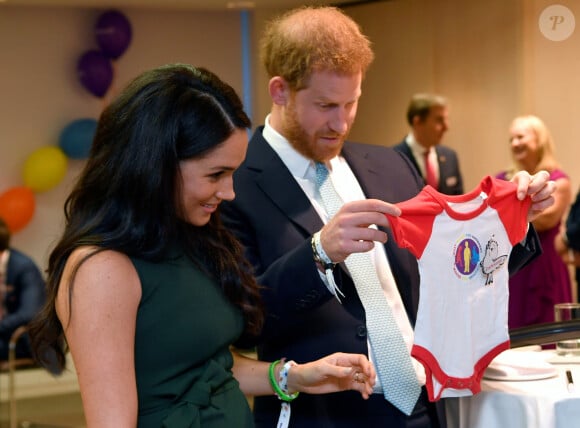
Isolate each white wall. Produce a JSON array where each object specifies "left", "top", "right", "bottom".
[
  {"left": 346, "top": 0, "right": 579, "bottom": 193},
  {"left": 2, "top": 0, "right": 579, "bottom": 271},
  {"left": 0, "top": 5, "right": 244, "bottom": 268}
]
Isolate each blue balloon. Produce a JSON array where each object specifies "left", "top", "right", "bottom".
[{"left": 59, "top": 118, "right": 98, "bottom": 159}]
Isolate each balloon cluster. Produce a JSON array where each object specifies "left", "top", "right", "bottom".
[
  {"left": 78, "top": 10, "right": 132, "bottom": 97},
  {"left": 0, "top": 10, "right": 132, "bottom": 234}
]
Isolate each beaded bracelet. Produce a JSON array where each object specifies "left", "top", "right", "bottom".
[{"left": 268, "top": 359, "right": 299, "bottom": 402}]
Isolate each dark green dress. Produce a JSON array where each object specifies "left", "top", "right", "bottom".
[{"left": 131, "top": 250, "right": 254, "bottom": 427}]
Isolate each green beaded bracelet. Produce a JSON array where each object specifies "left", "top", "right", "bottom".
[{"left": 268, "top": 359, "right": 300, "bottom": 402}]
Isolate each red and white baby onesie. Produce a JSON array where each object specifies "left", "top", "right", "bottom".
[{"left": 386, "top": 176, "right": 531, "bottom": 401}]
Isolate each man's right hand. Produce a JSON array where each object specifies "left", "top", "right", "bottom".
[{"left": 319, "top": 199, "right": 401, "bottom": 263}]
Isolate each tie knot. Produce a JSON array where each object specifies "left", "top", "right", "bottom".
[{"left": 315, "top": 162, "right": 329, "bottom": 186}]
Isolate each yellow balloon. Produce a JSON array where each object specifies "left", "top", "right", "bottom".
[{"left": 22, "top": 146, "right": 68, "bottom": 192}]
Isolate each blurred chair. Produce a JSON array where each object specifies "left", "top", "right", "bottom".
[
  {"left": 0, "top": 325, "right": 37, "bottom": 428},
  {"left": 509, "top": 318, "right": 580, "bottom": 348},
  {"left": 0, "top": 326, "right": 75, "bottom": 428}
]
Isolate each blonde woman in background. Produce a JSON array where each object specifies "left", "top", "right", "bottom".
[{"left": 496, "top": 115, "right": 572, "bottom": 329}]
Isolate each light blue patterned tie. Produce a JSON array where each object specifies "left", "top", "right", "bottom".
[{"left": 315, "top": 162, "right": 421, "bottom": 415}]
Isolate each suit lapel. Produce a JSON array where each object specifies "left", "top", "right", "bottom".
[
  {"left": 342, "top": 142, "right": 398, "bottom": 204},
  {"left": 246, "top": 129, "right": 323, "bottom": 235},
  {"left": 435, "top": 146, "right": 447, "bottom": 171},
  {"left": 398, "top": 141, "right": 422, "bottom": 180}
]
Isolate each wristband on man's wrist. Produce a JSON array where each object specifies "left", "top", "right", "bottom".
[
  {"left": 311, "top": 232, "right": 335, "bottom": 270},
  {"left": 311, "top": 232, "right": 344, "bottom": 301}
]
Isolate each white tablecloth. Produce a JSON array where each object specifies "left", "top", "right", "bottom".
[{"left": 445, "top": 350, "right": 580, "bottom": 428}]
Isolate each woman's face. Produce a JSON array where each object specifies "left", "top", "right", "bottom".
[
  {"left": 509, "top": 119, "right": 540, "bottom": 168},
  {"left": 178, "top": 129, "right": 248, "bottom": 226}
]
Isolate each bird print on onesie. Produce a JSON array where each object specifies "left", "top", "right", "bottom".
[
  {"left": 480, "top": 237, "right": 508, "bottom": 285},
  {"left": 385, "top": 176, "right": 531, "bottom": 401}
]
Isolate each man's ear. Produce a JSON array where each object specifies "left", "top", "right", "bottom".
[
  {"left": 412, "top": 115, "right": 421, "bottom": 127},
  {"left": 269, "top": 76, "right": 290, "bottom": 106}
]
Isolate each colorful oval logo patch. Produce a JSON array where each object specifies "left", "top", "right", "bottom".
[{"left": 453, "top": 236, "right": 481, "bottom": 279}]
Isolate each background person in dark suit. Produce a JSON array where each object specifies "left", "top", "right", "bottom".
[
  {"left": 555, "top": 187, "right": 580, "bottom": 299},
  {"left": 0, "top": 217, "right": 45, "bottom": 360},
  {"left": 394, "top": 93, "right": 464, "bottom": 195},
  {"left": 221, "top": 6, "right": 555, "bottom": 428}
]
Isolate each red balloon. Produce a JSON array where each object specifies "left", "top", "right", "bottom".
[{"left": 0, "top": 186, "right": 36, "bottom": 233}]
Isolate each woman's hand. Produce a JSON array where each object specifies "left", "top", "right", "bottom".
[{"left": 286, "top": 352, "right": 376, "bottom": 399}]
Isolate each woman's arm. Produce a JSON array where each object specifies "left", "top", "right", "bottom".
[
  {"left": 56, "top": 248, "right": 141, "bottom": 427},
  {"left": 231, "top": 350, "right": 375, "bottom": 399}
]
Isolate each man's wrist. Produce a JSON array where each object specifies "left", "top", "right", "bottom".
[
  {"left": 311, "top": 232, "right": 344, "bottom": 301},
  {"left": 311, "top": 232, "right": 335, "bottom": 270},
  {"left": 562, "top": 233, "right": 570, "bottom": 247}
]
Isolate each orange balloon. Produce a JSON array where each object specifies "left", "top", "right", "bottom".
[{"left": 0, "top": 186, "right": 36, "bottom": 233}]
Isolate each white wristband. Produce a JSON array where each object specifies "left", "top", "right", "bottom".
[
  {"left": 313, "top": 231, "right": 333, "bottom": 266},
  {"left": 276, "top": 361, "right": 297, "bottom": 428},
  {"left": 312, "top": 232, "right": 344, "bottom": 302}
]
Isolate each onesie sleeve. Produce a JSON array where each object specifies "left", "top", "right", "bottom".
[
  {"left": 386, "top": 190, "right": 443, "bottom": 259},
  {"left": 489, "top": 178, "right": 532, "bottom": 246}
]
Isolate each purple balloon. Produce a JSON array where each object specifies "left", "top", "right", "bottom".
[
  {"left": 95, "top": 10, "right": 132, "bottom": 60},
  {"left": 77, "top": 50, "right": 113, "bottom": 98}
]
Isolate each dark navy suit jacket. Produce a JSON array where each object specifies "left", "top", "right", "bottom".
[
  {"left": 221, "top": 127, "right": 539, "bottom": 428},
  {"left": 0, "top": 248, "right": 45, "bottom": 359},
  {"left": 394, "top": 139, "right": 464, "bottom": 196}
]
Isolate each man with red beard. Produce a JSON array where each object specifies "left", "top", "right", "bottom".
[{"left": 221, "top": 6, "right": 554, "bottom": 428}]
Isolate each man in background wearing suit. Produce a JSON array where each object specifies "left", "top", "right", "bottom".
[
  {"left": 0, "top": 217, "right": 45, "bottom": 360},
  {"left": 221, "top": 6, "right": 554, "bottom": 428},
  {"left": 394, "top": 94, "right": 464, "bottom": 195}
]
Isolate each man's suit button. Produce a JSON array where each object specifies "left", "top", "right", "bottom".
[
  {"left": 356, "top": 325, "right": 367, "bottom": 338},
  {"left": 294, "top": 289, "right": 321, "bottom": 311}
]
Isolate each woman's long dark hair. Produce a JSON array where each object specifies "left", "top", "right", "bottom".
[{"left": 29, "top": 64, "right": 263, "bottom": 372}]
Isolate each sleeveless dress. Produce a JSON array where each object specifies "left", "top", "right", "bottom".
[
  {"left": 496, "top": 169, "right": 573, "bottom": 328},
  {"left": 130, "top": 248, "right": 254, "bottom": 427}
]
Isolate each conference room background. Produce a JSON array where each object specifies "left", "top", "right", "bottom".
[{"left": 1, "top": 0, "right": 578, "bottom": 294}]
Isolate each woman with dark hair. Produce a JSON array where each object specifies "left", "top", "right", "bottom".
[{"left": 29, "top": 64, "right": 375, "bottom": 427}]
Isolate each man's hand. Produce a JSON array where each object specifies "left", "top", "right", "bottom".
[
  {"left": 511, "top": 170, "right": 557, "bottom": 222},
  {"left": 319, "top": 199, "right": 400, "bottom": 263}
]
